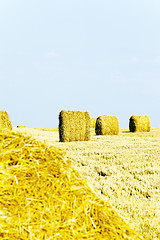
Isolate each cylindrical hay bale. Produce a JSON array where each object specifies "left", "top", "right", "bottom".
[
  {"left": 0, "top": 111, "right": 12, "bottom": 131},
  {"left": 84, "top": 112, "right": 91, "bottom": 141},
  {"left": 95, "top": 115, "right": 119, "bottom": 135},
  {"left": 91, "top": 118, "right": 97, "bottom": 128},
  {"left": 59, "top": 110, "right": 91, "bottom": 142},
  {"left": 129, "top": 115, "right": 151, "bottom": 132}
]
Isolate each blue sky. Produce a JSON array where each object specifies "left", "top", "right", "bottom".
[{"left": 0, "top": 0, "right": 160, "bottom": 128}]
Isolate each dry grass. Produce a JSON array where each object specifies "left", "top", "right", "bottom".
[{"left": 14, "top": 127, "right": 160, "bottom": 239}]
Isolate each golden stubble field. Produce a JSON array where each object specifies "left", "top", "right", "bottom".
[{"left": 14, "top": 127, "right": 160, "bottom": 239}]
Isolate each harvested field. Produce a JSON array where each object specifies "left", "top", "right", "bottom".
[{"left": 13, "top": 127, "right": 160, "bottom": 239}]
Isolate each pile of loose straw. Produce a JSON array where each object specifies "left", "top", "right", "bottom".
[{"left": 0, "top": 130, "right": 142, "bottom": 239}]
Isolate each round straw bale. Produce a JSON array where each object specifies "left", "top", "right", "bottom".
[
  {"left": 84, "top": 111, "right": 91, "bottom": 140},
  {"left": 129, "top": 115, "right": 151, "bottom": 132},
  {"left": 0, "top": 110, "right": 12, "bottom": 130},
  {"left": 59, "top": 110, "right": 91, "bottom": 142},
  {"left": 95, "top": 115, "right": 119, "bottom": 135},
  {"left": 17, "top": 125, "right": 26, "bottom": 128},
  {"left": 91, "top": 118, "right": 97, "bottom": 128}
]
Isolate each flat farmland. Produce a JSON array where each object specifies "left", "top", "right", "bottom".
[{"left": 14, "top": 127, "right": 160, "bottom": 239}]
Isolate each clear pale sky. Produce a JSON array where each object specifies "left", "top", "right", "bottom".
[{"left": 1, "top": 0, "right": 160, "bottom": 128}]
